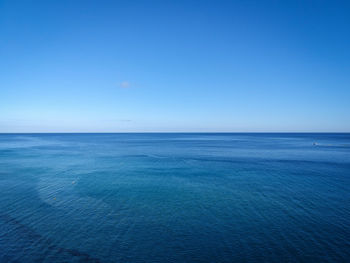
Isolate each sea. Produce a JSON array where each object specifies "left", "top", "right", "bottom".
[{"left": 0, "top": 133, "right": 349, "bottom": 262}]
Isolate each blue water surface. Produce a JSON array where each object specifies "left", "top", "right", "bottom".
[{"left": 0, "top": 133, "right": 349, "bottom": 262}]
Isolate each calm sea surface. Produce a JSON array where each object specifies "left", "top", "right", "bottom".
[{"left": 0, "top": 133, "right": 349, "bottom": 262}]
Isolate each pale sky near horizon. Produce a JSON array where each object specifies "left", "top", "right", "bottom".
[{"left": 1, "top": 0, "right": 350, "bottom": 132}]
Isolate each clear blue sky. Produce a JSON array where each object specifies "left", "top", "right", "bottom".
[{"left": 1, "top": 0, "right": 349, "bottom": 132}]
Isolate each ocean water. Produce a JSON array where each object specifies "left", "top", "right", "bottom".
[{"left": 0, "top": 133, "right": 349, "bottom": 263}]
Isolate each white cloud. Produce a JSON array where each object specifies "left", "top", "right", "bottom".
[{"left": 120, "top": 81, "right": 130, "bottom": 88}]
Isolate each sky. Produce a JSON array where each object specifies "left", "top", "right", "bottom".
[{"left": 1, "top": 0, "right": 349, "bottom": 132}]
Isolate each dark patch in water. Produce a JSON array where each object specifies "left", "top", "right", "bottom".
[{"left": 0, "top": 213, "right": 101, "bottom": 263}]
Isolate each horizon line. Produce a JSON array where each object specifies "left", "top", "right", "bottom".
[{"left": 0, "top": 132, "right": 349, "bottom": 134}]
